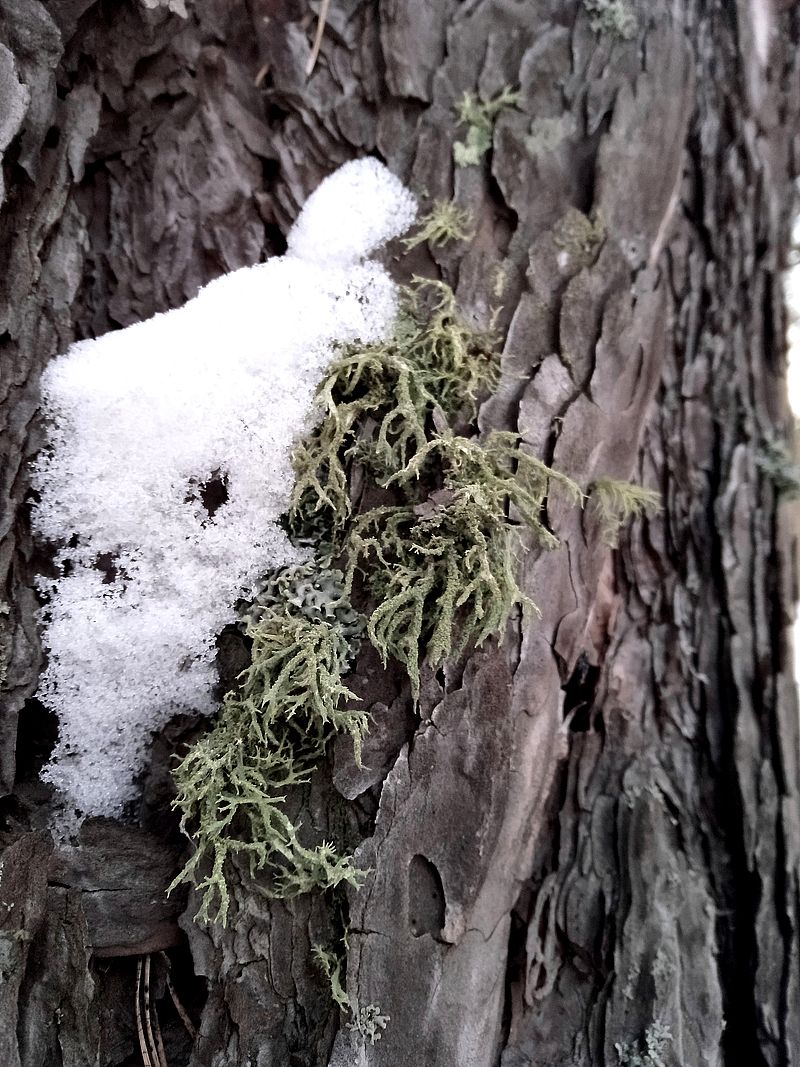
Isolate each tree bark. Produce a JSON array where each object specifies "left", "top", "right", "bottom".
[{"left": 1, "top": 1, "right": 799, "bottom": 1065}]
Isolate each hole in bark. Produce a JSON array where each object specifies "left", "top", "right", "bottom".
[
  {"left": 44, "top": 125, "right": 60, "bottom": 149},
  {"left": 15, "top": 697, "right": 59, "bottom": 781},
  {"left": 264, "top": 222, "right": 287, "bottom": 256},
  {"left": 266, "top": 101, "right": 289, "bottom": 123},
  {"left": 262, "top": 157, "right": 280, "bottom": 182},
  {"left": 573, "top": 109, "right": 613, "bottom": 214},
  {"left": 562, "top": 652, "right": 600, "bottom": 732},
  {"left": 89, "top": 943, "right": 207, "bottom": 1066},
  {"left": 408, "top": 854, "right": 446, "bottom": 938},
  {"left": 215, "top": 624, "right": 252, "bottom": 697}
]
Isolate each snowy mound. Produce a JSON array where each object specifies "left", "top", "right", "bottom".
[{"left": 31, "top": 158, "right": 416, "bottom": 820}]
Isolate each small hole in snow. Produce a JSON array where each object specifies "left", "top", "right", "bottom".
[
  {"left": 199, "top": 474, "right": 228, "bottom": 517},
  {"left": 95, "top": 552, "right": 118, "bottom": 584},
  {"left": 186, "top": 471, "right": 229, "bottom": 519}
]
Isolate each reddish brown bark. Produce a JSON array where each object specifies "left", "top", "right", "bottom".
[{"left": 1, "top": 1, "right": 798, "bottom": 1064}]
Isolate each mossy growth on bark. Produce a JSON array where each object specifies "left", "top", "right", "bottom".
[
  {"left": 172, "top": 271, "right": 658, "bottom": 926},
  {"left": 402, "top": 201, "right": 474, "bottom": 250},
  {"left": 169, "top": 572, "right": 368, "bottom": 925},
  {"left": 453, "top": 87, "right": 520, "bottom": 167},
  {"left": 347, "top": 431, "right": 582, "bottom": 699},
  {"left": 553, "top": 207, "right": 607, "bottom": 268},
  {"left": 755, "top": 436, "right": 800, "bottom": 498},
  {"left": 589, "top": 478, "right": 661, "bottom": 547},
  {"left": 289, "top": 278, "right": 499, "bottom": 533},
  {"left": 583, "top": 0, "right": 637, "bottom": 40}
]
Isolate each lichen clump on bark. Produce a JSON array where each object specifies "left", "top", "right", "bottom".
[
  {"left": 172, "top": 226, "right": 658, "bottom": 926},
  {"left": 453, "top": 87, "right": 520, "bottom": 166},
  {"left": 170, "top": 571, "right": 368, "bottom": 925},
  {"left": 289, "top": 278, "right": 500, "bottom": 533},
  {"left": 583, "top": 0, "right": 637, "bottom": 40},
  {"left": 402, "top": 201, "right": 474, "bottom": 249},
  {"left": 347, "top": 431, "right": 582, "bottom": 698},
  {"left": 590, "top": 478, "right": 661, "bottom": 547}
]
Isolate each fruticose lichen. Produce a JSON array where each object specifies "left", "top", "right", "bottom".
[
  {"left": 453, "top": 87, "right": 520, "bottom": 167},
  {"left": 313, "top": 943, "right": 350, "bottom": 1013},
  {"left": 172, "top": 257, "right": 661, "bottom": 923},
  {"left": 348, "top": 1004, "right": 390, "bottom": 1045},
  {"left": 756, "top": 436, "right": 800, "bottom": 497},
  {"left": 584, "top": 0, "right": 637, "bottom": 40},
  {"left": 168, "top": 166, "right": 658, "bottom": 927},
  {"left": 289, "top": 278, "right": 500, "bottom": 535},
  {"left": 403, "top": 201, "right": 474, "bottom": 250},
  {"left": 346, "top": 432, "right": 582, "bottom": 698},
  {"left": 590, "top": 478, "right": 662, "bottom": 547},
  {"left": 615, "top": 1021, "right": 673, "bottom": 1067},
  {"left": 169, "top": 576, "right": 368, "bottom": 925}
]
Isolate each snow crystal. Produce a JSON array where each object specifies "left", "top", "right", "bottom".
[{"left": 31, "top": 158, "right": 416, "bottom": 820}]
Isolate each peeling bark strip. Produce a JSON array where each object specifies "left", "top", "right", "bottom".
[{"left": 0, "top": 1, "right": 798, "bottom": 1065}]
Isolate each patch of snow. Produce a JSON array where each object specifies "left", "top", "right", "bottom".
[
  {"left": 287, "top": 157, "right": 416, "bottom": 267},
  {"left": 31, "top": 158, "right": 416, "bottom": 820}
]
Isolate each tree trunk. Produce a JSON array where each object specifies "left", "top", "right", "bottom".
[{"left": 1, "top": 1, "right": 799, "bottom": 1065}]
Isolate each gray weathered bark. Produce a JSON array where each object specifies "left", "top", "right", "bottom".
[{"left": 1, "top": 1, "right": 799, "bottom": 1065}]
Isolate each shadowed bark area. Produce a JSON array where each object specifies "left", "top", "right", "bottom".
[{"left": 0, "top": 1, "right": 799, "bottom": 1065}]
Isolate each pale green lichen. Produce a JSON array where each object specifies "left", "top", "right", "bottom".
[
  {"left": 240, "top": 563, "right": 363, "bottom": 649},
  {"left": 348, "top": 1003, "right": 390, "bottom": 1045},
  {"left": 756, "top": 437, "right": 800, "bottom": 498},
  {"left": 312, "top": 944, "right": 350, "bottom": 1013},
  {"left": 553, "top": 207, "right": 606, "bottom": 267},
  {"left": 615, "top": 1021, "right": 673, "bottom": 1067},
  {"left": 170, "top": 586, "right": 368, "bottom": 926},
  {"left": 590, "top": 478, "right": 661, "bottom": 547},
  {"left": 289, "top": 279, "right": 499, "bottom": 535},
  {"left": 174, "top": 270, "right": 656, "bottom": 931},
  {"left": 347, "top": 432, "right": 582, "bottom": 700},
  {"left": 584, "top": 0, "right": 637, "bottom": 40},
  {"left": 403, "top": 201, "right": 474, "bottom": 250},
  {"left": 453, "top": 87, "right": 520, "bottom": 167}
]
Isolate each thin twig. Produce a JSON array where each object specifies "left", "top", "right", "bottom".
[
  {"left": 159, "top": 951, "right": 198, "bottom": 1040},
  {"left": 136, "top": 959, "right": 154, "bottom": 1067},
  {"left": 142, "top": 955, "right": 162, "bottom": 1067},
  {"left": 305, "top": 0, "right": 331, "bottom": 76},
  {"left": 151, "top": 979, "right": 169, "bottom": 1067}
]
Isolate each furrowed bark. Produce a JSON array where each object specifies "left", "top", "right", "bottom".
[{"left": 0, "top": 1, "right": 798, "bottom": 1064}]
